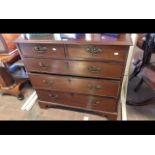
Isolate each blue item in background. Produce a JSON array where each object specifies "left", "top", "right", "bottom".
[
  {"left": 60, "top": 34, "right": 82, "bottom": 39},
  {"left": 8, "top": 65, "right": 20, "bottom": 73}
]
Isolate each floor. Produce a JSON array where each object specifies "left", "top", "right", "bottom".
[
  {"left": 0, "top": 85, "right": 107, "bottom": 120},
  {"left": 127, "top": 77, "right": 155, "bottom": 120},
  {"left": 0, "top": 46, "right": 155, "bottom": 120}
]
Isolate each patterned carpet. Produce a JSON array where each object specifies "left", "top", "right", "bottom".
[{"left": 127, "top": 77, "right": 155, "bottom": 120}]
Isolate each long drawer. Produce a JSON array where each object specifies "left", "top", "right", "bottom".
[
  {"left": 37, "top": 90, "right": 117, "bottom": 112},
  {"left": 19, "top": 43, "right": 65, "bottom": 58},
  {"left": 29, "top": 74, "right": 120, "bottom": 97},
  {"left": 24, "top": 58, "right": 123, "bottom": 79},
  {"left": 67, "top": 45, "right": 128, "bottom": 62}
]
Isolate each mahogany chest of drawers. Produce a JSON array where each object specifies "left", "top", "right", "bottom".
[{"left": 15, "top": 34, "right": 132, "bottom": 120}]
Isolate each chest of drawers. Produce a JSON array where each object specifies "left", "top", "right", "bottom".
[{"left": 15, "top": 34, "right": 132, "bottom": 120}]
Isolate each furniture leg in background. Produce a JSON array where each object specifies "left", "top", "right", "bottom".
[
  {"left": 127, "top": 34, "right": 155, "bottom": 106},
  {"left": 0, "top": 54, "right": 28, "bottom": 100}
]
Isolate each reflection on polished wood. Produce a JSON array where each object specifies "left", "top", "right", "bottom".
[{"left": 16, "top": 33, "right": 132, "bottom": 45}]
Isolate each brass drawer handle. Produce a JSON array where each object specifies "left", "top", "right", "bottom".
[
  {"left": 87, "top": 84, "right": 102, "bottom": 90},
  {"left": 88, "top": 66, "right": 101, "bottom": 73},
  {"left": 38, "top": 62, "right": 49, "bottom": 68},
  {"left": 86, "top": 46, "right": 102, "bottom": 55},
  {"left": 34, "top": 46, "right": 48, "bottom": 53},
  {"left": 42, "top": 79, "right": 53, "bottom": 85},
  {"left": 49, "top": 94, "right": 59, "bottom": 99}
]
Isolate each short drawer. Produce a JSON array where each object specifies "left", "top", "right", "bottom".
[
  {"left": 67, "top": 45, "right": 129, "bottom": 62},
  {"left": 23, "top": 58, "right": 69, "bottom": 74},
  {"left": 19, "top": 43, "right": 65, "bottom": 58},
  {"left": 69, "top": 61, "right": 123, "bottom": 79},
  {"left": 29, "top": 74, "right": 120, "bottom": 97},
  {"left": 36, "top": 90, "right": 117, "bottom": 112}
]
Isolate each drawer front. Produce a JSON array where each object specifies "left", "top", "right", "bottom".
[
  {"left": 29, "top": 74, "right": 120, "bottom": 97},
  {"left": 23, "top": 58, "right": 69, "bottom": 74},
  {"left": 37, "top": 90, "right": 117, "bottom": 112},
  {"left": 24, "top": 58, "right": 123, "bottom": 79},
  {"left": 69, "top": 61, "right": 123, "bottom": 79},
  {"left": 19, "top": 43, "right": 65, "bottom": 58},
  {"left": 67, "top": 45, "right": 128, "bottom": 62}
]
